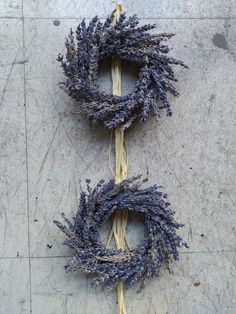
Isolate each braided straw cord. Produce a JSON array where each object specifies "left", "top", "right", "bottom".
[{"left": 111, "top": 3, "right": 128, "bottom": 314}]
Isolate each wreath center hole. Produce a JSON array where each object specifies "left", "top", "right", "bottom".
[
  {"left": 97, "top": 58, "right": 141, "bottom": 96},
  {"left": 98, "top": 210, "right": 146, "bottom": 250}
]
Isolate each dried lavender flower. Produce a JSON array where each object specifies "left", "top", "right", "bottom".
[
  {"left": 53, "top": 176, "right": 188, "bottom": 291},
  {"left": 57, "top": 11, "right": 187, "bottom": 129}
]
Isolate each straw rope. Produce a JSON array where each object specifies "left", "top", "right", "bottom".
[{"left": 110, "top": 3, "right": 128, "bottom": 314}]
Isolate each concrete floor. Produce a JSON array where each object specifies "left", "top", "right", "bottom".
[{"left": 0, "top": 0, "right": 236, "bottom": 313}]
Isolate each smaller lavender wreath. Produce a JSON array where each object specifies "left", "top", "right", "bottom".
[
  {"left": 57, "top": 11, "right": 187, "bottom": 129},
  {"left": 53, "top": 176, "right": 187, "bottom": 291}
]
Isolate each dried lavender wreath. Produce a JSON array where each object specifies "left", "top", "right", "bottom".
[
  {"left": 54, "top": 176, "right": 187, "bottom": 291},
  {"left": 57, "top": 12, "right": 187, "bottom": 129}
]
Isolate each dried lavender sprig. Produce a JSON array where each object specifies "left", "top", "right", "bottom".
[
  {"left": 53, "top": 176, "right": 188, "bottom": 291},
  {"left": 57, "top": 11, "right": 187, "bottom": 129}
]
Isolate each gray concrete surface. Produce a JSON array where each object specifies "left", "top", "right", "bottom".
[{"left": 0, "top": 0, "right": 236, "bottom": 313}]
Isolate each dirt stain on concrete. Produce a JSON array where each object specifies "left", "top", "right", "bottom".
[{"left": 212, "top": 33, "right": 228, "bottom": 50}]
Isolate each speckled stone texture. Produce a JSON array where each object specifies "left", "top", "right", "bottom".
[{"left": 0, "top": 0, "right": 236, "bottom": 313}]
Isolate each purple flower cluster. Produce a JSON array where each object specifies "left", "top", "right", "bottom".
[
  {"left": 57, "top": 11, "right": 187, "bottom": 129},
  {"left": 54, "top": 176, "right": 188, "bottom": 291}
]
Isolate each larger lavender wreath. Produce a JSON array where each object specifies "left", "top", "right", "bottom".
[
  {"left": 57, "top": 11, "right": 187, "bottom": 129},
  {"left": 53, "top": 176, "right": 187, "bottom": 291}
]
